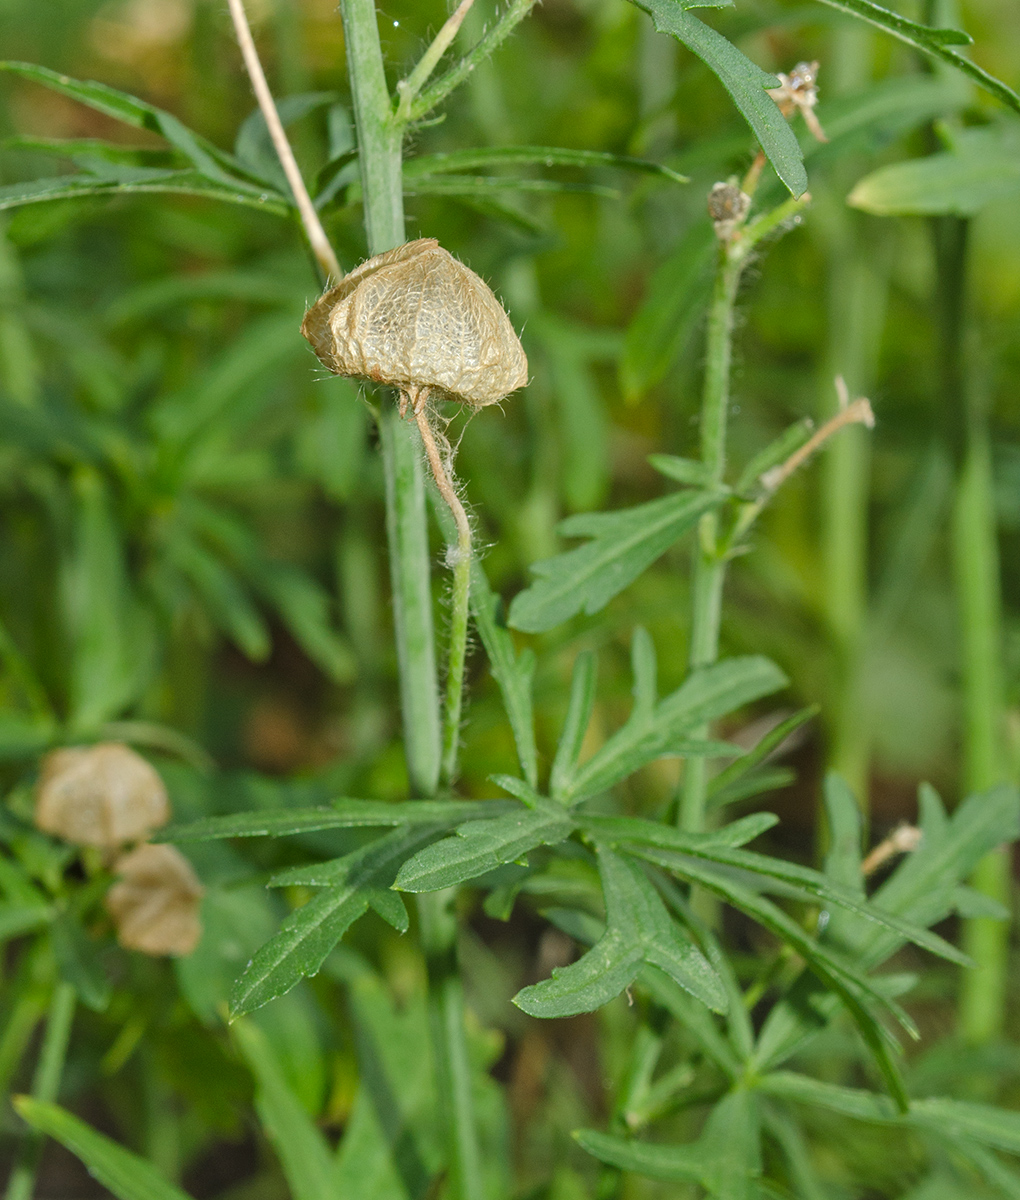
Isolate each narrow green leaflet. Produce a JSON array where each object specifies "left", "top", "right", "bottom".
[
  {"left": 586, "top": 817, "right": 969, "bottom": 966},
  {"left": 13, "top": 1099, "right": 193, "bottom": 1200},
  {"left": 393, "top": 801, "right": 575, "bottom": 893},
  {"left": 909, "top": 1099, "right": 1020, "bottom": 1155},
  {"left": 0, "top": 62, "right": 254, "bottom": 183},
  {"left": 706, "top": 706, "right": 817, "bottom": 802},
  {"left": 514, "top": 848, "right": 726, "bottom": 1017},
  {"left": 849, "top": 128, "right": 1020, "bottom": 216},
  {"left": 577, "top": 1090, "right": 761, "bottom": 1197},
  {"left": 232, "top": 1019, "right": 338, "bottom": 1200},
  {"left": 810, "top": 0, "right": 1020, "bottom": 113},
  {"left": 508, "top": 488, "right": 722, "bottom": 632},
  {"left": 158, "top": 799, "right": 511, "bottom": 842},
  {"left": 758, "top": 1072, "right": 897, "bottom": 1121},
  {"left": 629, "top": 2, "right": 807, "bottom": 196},
  {"left": 751, "top": 782, "right": 1017, "bottom": 1074},
  {"left": 470, "top": 561, "right": 539, "bottom": 787},
  {"left": 620, "top": 220, "right": 716, "bottom": 402},
  {"left": 0, "top": 173, "right": 289, "bottom": 215},
  {"left": 761, "top": 1071, "right": 1020, "bottom": 1156},
  {"left": 557, "top": 646, "right": 788, "bottom": 803},
  {"left": 230, "top": 827, "right": 443, "bottom": 1016},
  {"left": 550, "top": 651, "right": 599, "bottom": 799},
  {"left": 0, "top": 903, "right": 52, "bottom": 942},
  {"left": 404, "top": 145, "right": 688, "bottom": 182},
  {"left": 428, "top": 486, "right": 538, "bottom": 788},
  {"left": 636, "top": 850, "right": 913, "bottom": 1105}
]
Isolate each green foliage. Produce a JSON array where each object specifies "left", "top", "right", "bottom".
[
  {"left": 12, "top": 1098, "right": 192, "bottom": 1200},
  {"left": 514, "top": 847, "right": 727, "bottom": 1016},
  {"left": 850, "top": 124, "right": 1020, "bottom": 215}
]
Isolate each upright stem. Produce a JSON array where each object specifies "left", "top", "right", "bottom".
[
  {"left": 679, "top": 242, "right": 742, "bottom": 833},
  {"left": 954, "top": 397, "right": 1010, "bottom": 1043},
  {"left": 340, "top": 0, "right": 441, "bottom": 798},
  {"left": 412, "top": 402, "right": 472, "bottom": 785},
  {"left": 4, "top": 982, "right": 75, "bottom": 1200},
  {"left": 339, "top": 4, "right": 479, "bottom": 1189},
  {"left": 417, "top": 892, "right": 484, "bottom": 1200},
  {"left": 928, "top": 212, "right": 1011, "bottom": 1043}
]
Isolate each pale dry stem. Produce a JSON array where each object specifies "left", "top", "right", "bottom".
[
  {"left": 226, "top": 0, "right": 342, "bottom": 282},
  {"left": 410, "top": 387, "right": 473, "bottom": 558},
  {"left": 759, "top": 380, "right": 874, "bottom": 494},
  {"left": 861, "top": 824, "right": 923, "bottom": 877}
]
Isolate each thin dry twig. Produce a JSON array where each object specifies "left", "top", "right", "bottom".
[
  {"left": 226, "top": 0, "right": 342, "bottom": 282},
  {"left": 759, "top": 377, "right": 874, "bottom": 493},
  {"left": 408, "top": 386, "right": 472, "bottom": 557},
  {"left": 861, "top": 824, "right": 923, "bottom": 877}
]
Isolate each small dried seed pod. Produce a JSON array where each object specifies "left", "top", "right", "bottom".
[
  {"left": 35, "top": 743, "right": 170, "bottom": 849},
  {"left": 708, "top": 182, "right": 751, "bottom": 239},
  {"left": 301, "top": 238, "right": 528, "bottom": 407},
  {"left": 106, "top": 843, "right": 204, "bottom": 957}
]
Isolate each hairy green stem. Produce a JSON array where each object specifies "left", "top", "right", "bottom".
[
  {"left": 4, "top": 982, "right": 75, "bottom": 1200},
  {"left": 679, "top": 192, "right": 811, "bottom": 835},
  {"left": 340, "top": 3, "right": 480, "bottom": 1188},
  {"left": 679, "top": 239, "right": 741, "bottom": 833},
  {"left": 340, "top": 0, "right": 441, "bottom": 798},
  {"left": 412, "top": 400, "right": 472, "bottom": 785}
]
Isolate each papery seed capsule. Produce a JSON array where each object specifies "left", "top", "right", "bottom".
[
  {"left": 300, "top": 238, "right": 528, "bottom": 406},
  {"left": 35, "top": 743, "right": 170, "bottom": 849},
  {"left": 106, "top": 843, "right": 204, "bottom": 957}
]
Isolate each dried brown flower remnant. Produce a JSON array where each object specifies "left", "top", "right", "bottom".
[
  {"left": 300, "top": 238, "right": 528, "bottom": 408},
  {"left": 767, "top": 61, "right": 828, "bottom": 143},
  {"left": 106, "top": 843, "right": 204, "bottom": 957},
  {"left": 708, "top": 182, "right": 751, "bottom": 239},
  {"left": 35, "top": 743, "right": 170, "bottom": 849}
]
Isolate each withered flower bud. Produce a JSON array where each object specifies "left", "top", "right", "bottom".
[
  {"left": 106, "top": 843, "right": 203, "bottom": 957},
  {"left": 767, "top": 61, "right": 828, "bottom": 143},
  {"left": 708, "top": 183, "right": 751, "bottom": 239},
  {"left": 300, "top": 238, "right": 528, "bottom": 408},
  {"left": 35, "top": 743, "right": 170, "bottom": 849}
]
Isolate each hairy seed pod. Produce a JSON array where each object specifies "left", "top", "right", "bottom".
[
  {"left": 301, "top": 238, "right": 528, "bottom": 406},
  {"left": 35, "top": 743, "right": 170, "bottom": 849},
  {"left": 106, "top": 843, "right": 204, "bottom": 957}
]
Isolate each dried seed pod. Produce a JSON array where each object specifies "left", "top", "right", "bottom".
[
  {"left": 708, "top": 182, "right": 751, "bottom": 239},
  {"left": 106, "top": 843, "right": 204, "bottom": 957},
  {"left": 301, "top": 238, "right": 528, "bottom": 406},
  {"left": 35, "top": 743, "right": 170, "bottom": 849}
]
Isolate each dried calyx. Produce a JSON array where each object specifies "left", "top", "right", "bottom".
[
  {"left": 106, "top": 843, "right": 204, "bottom": 957},
  {"left": 302, "top": 236, "right": 527, "bottom": 589},
  {"left": 767, "top": 61, "right": 827, "bottom": 143},
  {"left": 35, "top": 743, "right": 170, "bottom": 849},
  {"left": 301, "top": 237, "right": 527, "bottom": 410}
]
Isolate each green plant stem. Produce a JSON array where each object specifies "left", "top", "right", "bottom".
[
  {"left": 679, "top": 239, "right": 742, "bottom": 834},
  {"left": 340, "top": 0, "right": 441, "bottom": 798},
  {"left": 412, "top": 401, "right": 472, "bottom": 785},
  {"left": 678, "top": 193, "right": 811, "bottom": 835},
  {"left": 954, "top": 402, "right": 1010, "bottom": 1043},
  {"left": 340, "top": 3, "right": 479, "bottom": 1189},
  {"left": 417, "top": 892, "right": 483, "bottom": 1200},
  {"left": 4, "top": 982, "right": 75, "bottom": 1200},
  {"left": 923, "top": 210, "right": 1010, "bottom": 1043},
  {"left": 819, "top": 214, "right": 888, "bottom": 807}
]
